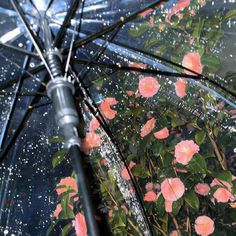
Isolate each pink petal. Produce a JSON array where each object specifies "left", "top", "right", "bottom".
[
  {"left": 140, "top": 118, "right": 156, "bottom": 137},
  {"left": 139, "top": 76, "right": 159, "bottom": 98},
  {"left": 194, "top": 216, "right": 215, "bottom": 236}
]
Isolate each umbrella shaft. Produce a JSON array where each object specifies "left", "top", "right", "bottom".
[{"left": 70, "top": 145, "right": 100, "bottom": 236}]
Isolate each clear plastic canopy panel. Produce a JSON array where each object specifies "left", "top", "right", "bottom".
[{"left": 0, "top": 0, "right": 236, "bottom": 235}]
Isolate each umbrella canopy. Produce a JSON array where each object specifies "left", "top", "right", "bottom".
[{"left": 0, "top": 0, "right": 236, "bottom": 235}]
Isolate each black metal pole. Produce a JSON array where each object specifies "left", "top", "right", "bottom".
[
  {"left": 37, "top": 13, "right": 100, "bottom": 236},
  {"left": 47, "top": 76, "right": 100, "bottom": 236},
  {"left": 70, "top": 145, "right": 99, "bottom": 236}
]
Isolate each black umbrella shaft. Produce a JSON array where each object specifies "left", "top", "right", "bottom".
[
  {"left": 70, "top": 145, "right": 99, "bottom": 236},
  {"left": 47, "top": 73, "right": 100, "bottom": 236}
]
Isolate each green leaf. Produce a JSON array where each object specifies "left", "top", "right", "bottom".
[
  {"left": 92, "top": 76, "right": 106, "bottom": 87},
  {"left": 161, "top": 153, "right": 174, "bottom": 168},
  {"left": 112, "top": 210, "right": 127, "bottom": 229},
  {"left": 144, "top": 35, "right": 158, "bottom": 51},
  {"left": 129, "top": 24, "right": 148, "bottom": 37},
  {"left": 192, "top": 19, "right": 204, "bottom": 42},
  {"left": 155, "top": 45, "right": 167, "bottom": 56},
  {"left": 48, "top": 136, "right": 64, "bottom": 143},
  {"left": 232, "top": 180, "right": 236, "bottom": 195},
  {"left": 152, "top": 141, "right": 164, "bottom": 156},
  {"left": 159, "top": 214, "right": 168, "bottom": 233},
  {"left": 156, "top": 194, "right": 165, "bottom": 217},
  {"left": 138, "top": 135, "right": 152, "bottom": 155},
  {"left": 60, "top": 223, "right": 72, "bottom": 236},
  {"left": 52, "top": 149, "right": 67, "bottom": 168},
  {"left": 202, "top": 54, "right": 221, "bottom": 71},
  {"left": 187, "top": 154, "right": 207, "bottom": 174},
  {"left": 171, "top": 116, "right": 180, "bottom": 128},
  {"left": 60, "top": 195, "right": 75, "bottom": 219},
  {"left": 215, "top": 170, "right": 232, "bottom": 184},
  {"left": 223, "top": 9, "right": 236, "bottom": 21},
  {"left": 132, "top": 164, "right": 151, "bottom": 178},
  {"left": 46, "top": 218, "right": 57, "bottom": 236},
  {"left": 230, "top": 208, "right": 236, "bottom": 221},
  {"left": 195, "top": 130, "right": 206, "bottom": 145},
  {"left": 184, "top": 191, "right": 199, "bottom": 211},
  {"left": 213, "top": 127, "right": 219, "bottom": 137},
  {"left": 172, "top": 198, "right": 183, "bottom": 216}
]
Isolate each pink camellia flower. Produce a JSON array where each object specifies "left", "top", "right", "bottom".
[
  {"left": 72, "top": 213, "right": 87, "bottom": 236},
  {"left": 174, "top": 140, "right": 200, "bottom": 165},
  {"left": 138, "top": 76, "right": 159, "bottom": 98},
  {"left": 140, "top": 118, "right": 156, "bottom": 137},
  {"left": 161, "top": 178, "right": 185, "bottom": 201},
  {"left": 190, "top": 9, "right": 196, "bottom": 16},
  {"left": 126, "top": 90, "right": 134, "bottom": 96},
  {"left": 165, "top": 0, "right": 190, "bottom": 24},
  {"left": 89, "top": 117, "right": 100, "bottom": 132},
  {"left": 165, "top": 200, "right": 173, "bottom": 212},
  {"left": 194, "top": 216, "right": 215, "bottom": 236},
  {"left": 53, "top": 204, "right": 62, "bottom": 219},
  {"left": 121, "top": 204, "right": 129, "bottom": 215},
  {"left": 154, "top": 183, "right": 161, "bottom": 191},
  {"left": 144, "top": 191, "right": 157, "bottom": 202},
  {"left": 100, "top": 97, "right": 118, "bottom": 120},
  {"left": 56, "top": 177, "right": 78, "bottom": 197},
  {"left": 210, "top": 178, "right": 233, "bottom": 203},
  {"left": 170, "top": 230, "right": 179, "bottom": 236},
  {"left": 108, "top": 210, "right": 113, "bottom": 218},
  {"left": 81, "top": 132, "right": 102, "bottom": 154},
  {"left": 229, "top": 109, "right": 236, "bottom": 119},
  {"left": 213, "top": 188, "right": 232, "bottom": 203},
  {"left": 129, "top": 62, "right": 147, "bottom": 74},
  {"left": 101, "top": 158, "right": 108, "bottom": 165},
  {"left": 139, "top": 8, "right": 153, "bottom": 18},
  {"left": 182, "top": 52, "right": 203, "bottom": 75},
  {"left": 121, "top": 161, "right": 136, "bottom": 180},
  {"left": 175, "top": 78, "right": 187, "bottom": 98},
  {"left": 145, "top": 182, "right": 154, "bottom": 192},
  {"left": 194, "top": 183, "right": 210, "bottom": 196},
  {"left": 154, "top": 127, "right": 169, "bottom": 140}
]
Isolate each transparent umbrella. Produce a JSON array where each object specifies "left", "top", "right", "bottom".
[{"left": 0, "top": 0, "right": 236, "bottom": 235}]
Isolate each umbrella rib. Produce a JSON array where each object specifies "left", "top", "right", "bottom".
[
  {"left": 78, "top": 26, "right": 122, "bottom": 79},
  {"left": 70, "top": 68, "right": 156, "bottom": 236},
  {"left": 62, "top": 0, "right": 167, "bottom": 53},
  {"left": 0, "top": 91, "right": 47, "bottom": 97},
  {"left": 0, "top": 45, "right": 33, "bottom": 150},
  {"left": 0, "top": 42, "right": 39, "bottom": 59},
  {"left": 64, "top": 0, "right": 85, "bottom": 79},
  {"left": 10, "top": 0, "right": 44, "bottom": 51},
  {"left": 53, "top": 0, "right": 82, "bottom": 48},
  {"left": 28, "top": 101, "right": 52, "bottom": 110},
  {"left": 45, "top": 0, "right": 54, "bottom": 13},
  {"left": 0, "top": 63, "right": 46, "bottom": 91},
  {"left": 110, "top": 41, "right": 236, "bottom": 99},
  {"left": 79, "top": 60, "right": 236, "bottom": 100},
  {"left": 0, "top": 54, "right": 46, "bottom": 88},
  {"left": 0, "top": 75, "right": 49, "bottom": 163},
  {"left": 74, "top": 58, "right": 201, "bottom": 79},
  {"left": 10, "top": 0, "right": 55, "bottom": 81}
]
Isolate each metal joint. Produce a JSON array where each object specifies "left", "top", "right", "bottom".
[{"left": 47, "top": 77, "right": 80, "bottom": 149}]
